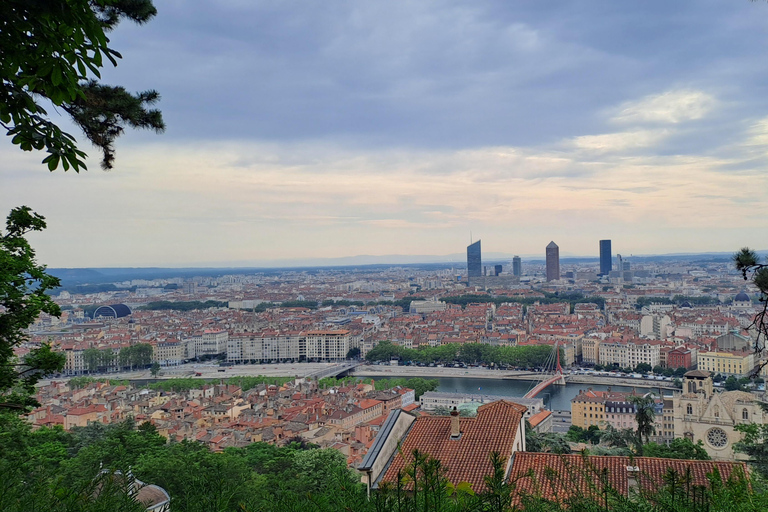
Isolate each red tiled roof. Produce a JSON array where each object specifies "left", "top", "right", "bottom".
[
  {"left": 382, "top": 400, "right": 527, "bottom": 492},
  {"left": 509, "top": 453, "right": 748, "bottom": 502},
  {"left": 528, "top": 410, "right": 551, "bottom": 428}
]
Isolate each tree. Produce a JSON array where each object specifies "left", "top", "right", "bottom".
[
  {"left": 83, "top": 348, "right": 101, "bottom": 374},
  {"left": 734, "top": 248, "right": 768, "bottom": 374},
  {"left": 628, "top": 394, "right": 657, "bottom": 455},
  {"left": 634, "top": 362, "right": 652, "bottom": 374},
  {"left": 1, "top": 0, "right": 164, "bottom": 171},
  {"left": 643, "top": 438, "right": 710, "bottom": 460},
  {"left": 599, "top": 424, "right": 635, "bottom": 449},
  {"left": 525, "top": 421, "right": 570, "bottom": 454},
  {"left": 150, "top": 362, "right": 160, "bottom": 378},
  {"left": 0, "top": 208, "right": 65, "bottom": 411},
  {"left": 565, "top": 425, "right": 601, "bottom": 445},
  {"left": 724, "top": 375, "right": 743, "bottom": 391}
]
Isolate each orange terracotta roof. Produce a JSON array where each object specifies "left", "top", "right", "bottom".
[
  {"left": 509, "top": 453, "right": 749, "bottom": 503},
  {"left": 382, "top": 400, "right": 527, "bottom": 492},
  {"left": 528, "top": 410, "right": 551, "bottom": 428}
]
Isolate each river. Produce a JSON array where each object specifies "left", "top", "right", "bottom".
[{"left": 377, "top": 376, "right": 671, "bottom": 411}]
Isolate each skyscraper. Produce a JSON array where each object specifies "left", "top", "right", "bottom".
[
  {"left": 467, "top": 240, "right": 482, "bottom": 285},
  {"left": 599, "top": 240, "right": 612, "bottom": 276},
  {"left": 512, "top": 256, "right": 522, "bottom": 277},
  {"left": 546, "top": 241, "right": 559, "bottom": 282}
]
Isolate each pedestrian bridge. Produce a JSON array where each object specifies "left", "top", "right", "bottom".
[{"left": 523, "top": 341, "right": 566, "bottom": 399}]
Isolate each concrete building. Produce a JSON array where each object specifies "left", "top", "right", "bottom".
[
  {"left": 191, "top": 329, "right": 228, "bottom": 358},
  {"left": 409, "top": 300, "right": 448, "bottom": 314},
  {"left": 598, "top": 340, "right": 660, "bottom": 369},
  {"left": 153, "top": 339, "right": 184, "bottom": 366},
  {"left": 227, "top": 330, "right": 351, "bottom": 363},
  {"left": 697, "top": 351, "right": 755, "bottom": 377},
  {"left": 545, "top": 241, "right": 560, "bottom": 282}
]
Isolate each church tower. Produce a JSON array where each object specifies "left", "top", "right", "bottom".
[{"left": 683, "top": 369, "right": 713, "bottom": 399}]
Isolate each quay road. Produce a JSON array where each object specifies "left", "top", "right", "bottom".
[
  {"left": 39, "top": 362, "right": 340, "bottom": 385},
  {"left": 39, "top": 362, "right": 676, "bottom": 393}
]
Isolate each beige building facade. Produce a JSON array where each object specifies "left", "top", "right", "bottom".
[
  {"left": 673, "top": 370, "right": 764, "bottom": 460},
  {"left": 697, "top": 351, "right": 755, "bottom": 377}
]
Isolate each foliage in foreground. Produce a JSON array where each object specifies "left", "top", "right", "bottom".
[
  {"left": 1, "top": 0, "right": 164, "bottom": 171},
  {"left": 0, "top": 207, "right": 65, "bottom": 411},
  {"left": 3, "top": 411, "right": 768, "bottom": 512}
]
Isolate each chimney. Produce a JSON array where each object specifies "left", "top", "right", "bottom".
[
  {"left": 626, "top": 465, "right": 640, "bottom": 493},
  {"left": 450, "top": 407, "right": 461, "bottom": 439}
]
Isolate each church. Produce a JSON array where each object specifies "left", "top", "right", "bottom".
[{"left": 673, "top": 370, "right": 765, "bottom": 460}]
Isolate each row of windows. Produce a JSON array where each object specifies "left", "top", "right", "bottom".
[{"left": 685, "top": 403, "right": 750, "bottom": 420}]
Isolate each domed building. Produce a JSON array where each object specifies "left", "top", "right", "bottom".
[
  {"left": 93, "top": 303, "right": 132, "bottom": 319},
  {"left": 93, "top": 468, "right": 169, "bottom": 511},
  {"left": 732, "top": 291, "right": 753, "bottom": 311}
]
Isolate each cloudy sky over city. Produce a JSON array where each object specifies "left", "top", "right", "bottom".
[{"left": 4, "top": 0, "right": 768, "bottom": 267}]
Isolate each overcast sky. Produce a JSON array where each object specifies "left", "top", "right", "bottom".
[{"left": 3, "top": 0, "right": 768, "bottom": 267}]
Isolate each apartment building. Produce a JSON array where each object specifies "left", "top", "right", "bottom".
[
  {"left": 582, "top": 337, "right": 600, "bottom": 365},
  {"left": 153, "top": 339, "right": 185, "bottom": 366},
  {"left": 697, "top": 351, "right": 755, "bottom": 377},
  {"left": 598, "top": 340, "right": 660, "bottom": 368},
  {"left": 227, "top": 330, "right": 352, "bottom": 363}
]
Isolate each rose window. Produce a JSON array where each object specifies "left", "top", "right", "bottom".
[{"left": 706, "top": 427, "right": 728, "bottom": 448}]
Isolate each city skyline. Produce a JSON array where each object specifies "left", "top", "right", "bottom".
[{"left": 3, "top": 1, "right": 768, "bottom": 267}]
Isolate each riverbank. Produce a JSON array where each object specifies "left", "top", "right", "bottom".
[
  {"left": 352, "top": 365, "right": 525, "bottom": 380},
  {"left": 42, "top": 362, "right": 678, "bottom": 392},
  {"left": 351, "top": 365, "right": 678, "bottom": 390}
]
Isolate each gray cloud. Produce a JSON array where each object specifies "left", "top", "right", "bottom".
[{"left": 4, "top": 1, "right": 768, "bottom": 266}]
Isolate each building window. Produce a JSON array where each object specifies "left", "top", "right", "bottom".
[
  {"left": 687, "top": 404, "right": 693, "bottom": 415},
  {"left": 743, "top": 408, "right": 749, "bottom": 420},
  {"left": 714, "top": 406, "right": 719, "bottom": 418},
  {"left": 706, "top": 427, "right": 728, "bottom": 449}
]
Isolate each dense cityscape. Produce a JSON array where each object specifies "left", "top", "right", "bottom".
[{"left": 16, "top": 240, "right": 764, "bottom": 469}]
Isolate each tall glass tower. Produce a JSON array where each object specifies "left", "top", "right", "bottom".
[
  {"left": 512, "top": 256, "right": 522, "bottom": 277},
  {"left": 599, "top": 240, "right": 612, "bottom": 276},
  {"left": 467, "top": 240, "right": 482, "bottom": 285}
]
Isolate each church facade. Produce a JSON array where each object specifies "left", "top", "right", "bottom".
[{"left": 673, "top": 370, "right": 764, "bottom": 460}]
